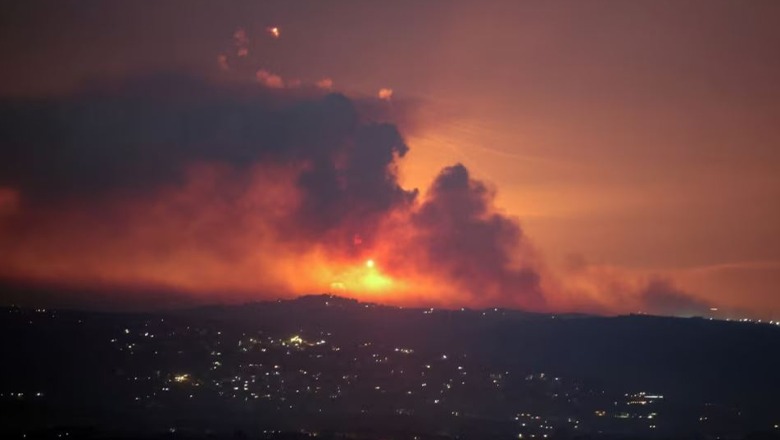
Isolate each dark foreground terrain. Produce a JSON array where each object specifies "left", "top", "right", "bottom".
[{"left": 2, "top": 294, "right": 780, "bottom": 440}]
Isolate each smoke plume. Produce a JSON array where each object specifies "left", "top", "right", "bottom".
[{"left": 0, "top": 73, "right": 707, "bottom": 315}]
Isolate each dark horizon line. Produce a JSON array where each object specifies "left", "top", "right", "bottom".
[{"left": 1, "top": 291, "right": 739, "bottom": 325}]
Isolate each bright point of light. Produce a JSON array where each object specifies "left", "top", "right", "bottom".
[
  {"left": 378, "top": 88, "right": 393, "bottom": 100},
  {"left": 267, "top": 26, "right": 280, "bottom": 39},
  {"left": 329, "top": 258, "right": 396, "bottom": 293}
]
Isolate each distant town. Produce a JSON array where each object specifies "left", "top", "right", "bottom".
[{"left": 2, "top": 295, "right": 779, "bottom": 439}]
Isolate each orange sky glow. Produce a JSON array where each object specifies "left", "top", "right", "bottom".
[{"left": 0, "top": 1, "right": 779, "bottom": 319}]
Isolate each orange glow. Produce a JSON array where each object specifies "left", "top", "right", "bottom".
[
  {"left": 0, "top": 103, "right": 731, "bottom": 317},
  {"left": 0, "top": 164, "right": 415, "bottom": 304},
  {"left": 316, "top": 78, "right": 334, "bottom": 90},
  {"left": 256, "top": 69, "right": 284, "bottom": 88},
  {"left": 266, "top": 26, "right": 280, "bottom": 39},
  {"left": 0, "top": 161, "right": 505, "bottom": 310},
  {"left": 326, "top": 259, "right": 396, "bottom": 296},
  {"left": 0, "top": 159, "right": 690, "bottom": 315},
  {"left": 0, "top": 2, "right": 777, "bottom": 322},
  {"left": 378, "top": 88, "right": 393, "bottom": 100}
]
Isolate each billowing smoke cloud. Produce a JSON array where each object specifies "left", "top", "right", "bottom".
[
  {"left": 0, "top": 75, "right": 415, "bottom": 242},
  {"left": 0, "top": 74, "right": 441, "bottom": 304},
  {"left": 0, "top": 73, "right": 708, "bottom": 315},
  {"left": 408, "top": 164, "right": 544, "bottom": 309}
]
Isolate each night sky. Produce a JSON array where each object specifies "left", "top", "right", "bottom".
[{"left": 1, "top": 1, "right": 779, "bottom": 318}]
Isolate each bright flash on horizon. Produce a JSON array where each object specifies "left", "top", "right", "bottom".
[
  {"left": 266, "top": 26, "right": 280, "bottom": 39},
  {"left": 327, "top": 258, "right": 396, "bottom": 294}
]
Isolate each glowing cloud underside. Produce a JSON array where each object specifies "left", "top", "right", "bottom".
[{"left": 0, "top": 74, "right": 710, "bottom": 315}]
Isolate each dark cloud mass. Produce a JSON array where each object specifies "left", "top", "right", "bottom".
[
  {"left": 0, "top": 73, "right": 705, "bottom": 315},
  {"left": 0, "top": 74, "right": 549, "bottom": 308},
  {"left": 0, "top": 75, "right": 415, "bottom": 242},
  {"left": 412, "top": 164, "right": 544, "bottom": 308}
]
